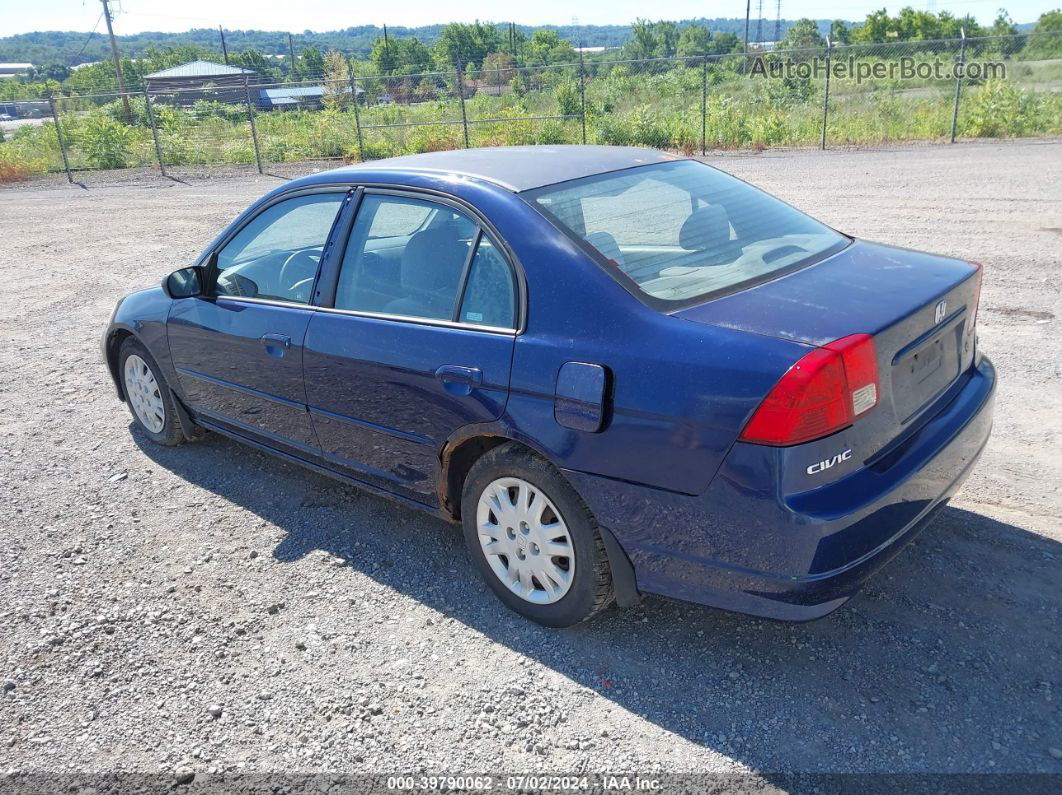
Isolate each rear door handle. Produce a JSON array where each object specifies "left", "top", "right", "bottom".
[
  {"left": 435, "top": 365, "right": 482, "bottom": 395},
  {"left": 435, "top": 365, "right": 482, "bottom": 385},
  {"left": 260, "top": 333, "right": 291, "bottom": 358}
]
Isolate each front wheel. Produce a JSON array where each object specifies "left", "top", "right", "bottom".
[
  {"left": 118, "top": 337, "right": 189, "bottom": 447},
  {"left": 461, "top": 443, "right": 614, "bottom": 627}
]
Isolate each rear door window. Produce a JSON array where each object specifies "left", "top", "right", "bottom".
[{"left": 334, "top": 194, "right": 515, "bottom": 328}]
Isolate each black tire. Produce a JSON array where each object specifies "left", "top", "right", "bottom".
[
  {"left": 461, "top": 442, "right": 614, "bottom": 627},
  {"left": 118, "top": 337, "right": 190, "bottom": 447}
]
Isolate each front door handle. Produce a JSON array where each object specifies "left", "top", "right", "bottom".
[
  {"left": 260, "top": 333, "right": 291, "bottom": 358},
  {"left": 435, "top": 365, "right": 482, "bottom": 396}
]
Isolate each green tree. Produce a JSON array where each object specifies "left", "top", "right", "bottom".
[
  {"left": 628, "top": 18, "right": 659, "bottom": 59},
  {"left": 299, "top": 46, "right": 325, "bottom": 78},
  {"left": 371, "top": 36, "right": 432, "bottom": 75},
  {"left": 1022, "top": 9, "right": 1062, "bottom": 58},
  {"left": 853, "top": 8, "right": 983, "bottom": 43},
  {"left": 525, "top": 30, "right": 576, "bottom": 65},
  {"left": 780, "top": 18, "right": 825, "bottom": 51},
  {"left": 236, "top": 48, "right": 280, "bottom": 81},
  {"left": 370, "top": 36, "right": 398, "bottom": 74},
  {"left": 508, "top": 27, "right": 529, "bottom": 65},
  {"left": 990, "top": 9, "right": 1018, "bottom": 36},
  {"left": 897, "top": 8, "right": 945, "bottom": 39},
  {"left": 396, "top": 39, "right": 433, "bottom": 75},
  {"left": 677, "top": 24, "right": 713, "bottom": 57},
  {"left": 854, "top": 9, "right": 892, "bottom": 43},
  {"left": 988, "top": 9, "right": 1022, "bottom": 54},
  {"left": 710, "top": 32, "right": 742, "bottom": 55},
  {"left": 481, "top": 52, "right": 515, "bottom": 84},
  {"left": 657, "top": 21, "right": 679, "bottom": 57},
  {"left": 29, "top": 63, "right": 70, "bottom": 81},
  {"left": 322, "top": 50, "right": 350, "bottom": 108},
  {"left": 0, "top": 78, "right": 59, "bottom": 100},
  {"left": 433, "top": 21, "right": 502, "bottom": 70},
  {"left": 829, "top": 20, "right": 851, "bottom": 45},
  {"left": 1034, "top": 7, "right": 1062, "bottom": 33}
]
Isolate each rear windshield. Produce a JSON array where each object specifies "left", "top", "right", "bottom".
[{"left": 525, "top": 160, "right": 847, "bottom": 306}]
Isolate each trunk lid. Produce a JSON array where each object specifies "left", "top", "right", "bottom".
[{"left": 677, "top": 239, "right": 981, "bottom": 457}]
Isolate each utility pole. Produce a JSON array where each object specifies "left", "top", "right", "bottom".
[
  {"left": 219, "top": 26, "right": 229, "bottom": 65},
  {"left": 100, "top": 0, "right": 131, "bottom": 119},
  {"left": 743, "top": 0, "right": 751, "bottom": 56},
  {"left": 288, "top": 33, "right": 297, "bottom": 78}
]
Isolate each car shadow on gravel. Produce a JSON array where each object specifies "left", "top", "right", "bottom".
[{"left": 136, "top": 430, "right": 1062, "bottom": 775}]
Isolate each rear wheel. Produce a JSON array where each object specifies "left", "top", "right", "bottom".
[
  {"left": 118, "top": 337, "right": 188, "bottom": 447},
  {"left": 461, "top": 443, "right": 614, "bottom": 627}
]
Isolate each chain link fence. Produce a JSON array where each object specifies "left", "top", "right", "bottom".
[{"left": 2, "top": 31, "right": 1059, "bottom": 182}]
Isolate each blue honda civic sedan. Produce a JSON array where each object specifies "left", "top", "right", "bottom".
[{"left": 103, "top": 146, "right": 995, "bottom": 627}]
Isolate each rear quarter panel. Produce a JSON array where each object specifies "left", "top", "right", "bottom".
[{"left": 486, "top": 195, "right": 810, "bottom": 496}]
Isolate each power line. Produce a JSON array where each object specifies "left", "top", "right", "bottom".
[{"left": 73, "top": 12, "right": 104, "bottom": 60}]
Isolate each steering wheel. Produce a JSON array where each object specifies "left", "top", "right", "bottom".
[
  {"left": 288, "top": 277, "right": 315, "bottom": 304},
  {"left": 278, "top": 249, "right": 321, "bottom": 296}
]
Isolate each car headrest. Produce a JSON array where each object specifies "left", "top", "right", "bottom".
[
  {"left": 679, "top": 205, "right": 731, "bottom": 252},
  {"left": 585, "top": 231, "right": 624, "bottom": 267},
  {"left": 401, "top": 225, "right": 468, "bottom": 294}
]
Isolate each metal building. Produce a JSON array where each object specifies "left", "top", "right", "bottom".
[{"left": 144, "top": 60, "right": 258, "bottom": 106}]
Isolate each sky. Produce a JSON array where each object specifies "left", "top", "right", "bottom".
[{"left": 0, "top": 0, "right": 1055, "bottom": 38}]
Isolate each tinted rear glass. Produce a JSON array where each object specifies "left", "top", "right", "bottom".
[{"left": 527, "top": 160, "right": 847, "bottom": 305}]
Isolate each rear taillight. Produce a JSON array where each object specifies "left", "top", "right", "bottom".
[
  {"left": 739, "top": 333, "right": 879, "bottom": 447},
  {"left": 968, "top": 261, "right": 983, "bottom": 330}
]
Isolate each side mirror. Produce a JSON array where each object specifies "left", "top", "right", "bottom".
[{"left": 163, "top": 266, "right": 203, "bottom": 299}]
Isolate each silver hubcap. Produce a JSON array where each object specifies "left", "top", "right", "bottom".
[
  {"left": 476, "top": 477, "right": 575, "bottom": 604},
  {"left": 124, "top": 354, "right": 165, "bottom": 434}
]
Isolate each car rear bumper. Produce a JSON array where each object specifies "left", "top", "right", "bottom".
[{"left": 563, "top": 355, "right": 996, "bottom": 621}]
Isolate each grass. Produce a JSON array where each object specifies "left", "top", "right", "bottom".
[{"left": 2, "top": 53, "right": 1060, "bottom": 179}]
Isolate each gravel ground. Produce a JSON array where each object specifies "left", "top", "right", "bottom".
[{"left": 0, "top": 141, "right": 1060, "bottom": 784}]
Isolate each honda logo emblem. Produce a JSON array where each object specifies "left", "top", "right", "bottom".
[{"left": 934, "top": 300, "right": 947, "bottom": 324}]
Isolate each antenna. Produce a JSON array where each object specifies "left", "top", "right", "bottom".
[
  {"left": 774, "top": 0, "right": 781, "bottom": 44},
  {"left": 755, "top": 0, "right": 764, "bottom": 44}
]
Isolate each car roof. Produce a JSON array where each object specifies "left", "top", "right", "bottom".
[{"left": 311, "top": 145, "right": 686, "bottom": 193}]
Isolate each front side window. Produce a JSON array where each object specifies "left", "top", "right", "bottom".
[
  {"left": 527, "top": 160, "right": 847, "bottom": 306},
  {"left": 213, "top": 192, "right": 345, "bottom": 304},
  {"left": 335, "top": 194, "right": 515, "bottom": 328}
]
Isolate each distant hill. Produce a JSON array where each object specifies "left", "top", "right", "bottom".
[{"left": 0, "top": 18, "right": 853, "bottom": 66}]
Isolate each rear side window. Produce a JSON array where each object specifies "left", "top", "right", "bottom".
[
  {"left": 335, "top": 194, "right": 515, "bottom": 328},
  {"left": 527, "top": 160, "right": 847, "bottom": 307},
  {"left": 459, "top": 237, "right": 515, "bottom": 328}
]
